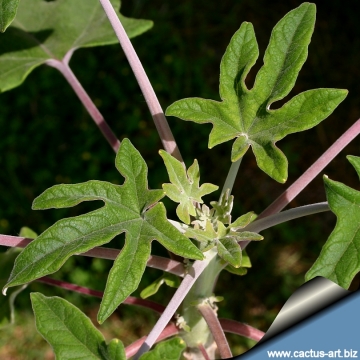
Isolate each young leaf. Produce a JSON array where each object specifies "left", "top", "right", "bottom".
[
  {"left": 306, "top": 156, "right": 360, "bottom": 289},
  {"left": 139, "top": 337, "right": 186, "bottom": 360},
  {"left": 0, "top": 0, "right": 153, "bottom": 92},
  {"left": 30, "top": 293, "right": 126, "bottom": 360},
  {"left": 159, "top": 150, "right": 218, "bottom": 224},
  {"left": 166, "top": 3, "right": 347, "bottom": 183},
  {"left": 4, "top": 139, "right": 203, "bottom": 324},
  {"left": 0, "top": 0, "right": 19, "bottom": 32}
]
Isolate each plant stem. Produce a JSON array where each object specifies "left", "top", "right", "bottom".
[
  {"left": 0, "top": 235, "right": 185, "bottom": 276},
  {"left": 221, "top": 157, "right": 242, "bottom": 197},
  {"left": 45, "top": 58, "right": 120, "bottom": 153},
  {"left": 219, "top": 319, "right": 264, "bottom": 341},
  {"left": 37, "top": 276, "right": 166, "bottom": 314},
  {"left": 241, "top": 202, "right": 329, "bottom": 250},
  {"left": 133, "top": 255, "right": 213, "bottom": 359},
  {"left": 197, "top": 303, "right": 232, "bottom": 359},
  {"left": 260, "top": 118, "right": 360, "bottom": 218},
  {"left": 125, "top": 323, "right": 179, "bottom": 358},
  {"left": 98, "top": 0, "right": 183, "bottom": 162},
  {"left": 244, "top": 202, "right": 329, "bottom": 233}
]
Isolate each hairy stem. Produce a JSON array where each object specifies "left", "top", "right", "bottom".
[
  {"left": 98, "top": 0, "right": 183, "bottom": 161},
  {"left": 260, "top": 118, "right": 360, "bottom": 218},
  {"left": 125, "top": 323, "right": 179, "bottom": 358},
  {"left": 221, "top": 157, "right": 242, "bottom": 197},
  {"left": 219, "top": 318, "right": 264, "bottom": 341},
  {"left": 133, "top": 257, "right": 212, "bottom": 359},
  {"left": 244, "top": 202, "right": 329, "bottom": 233},
  {"left": 197, "top": 303, "right": 232, "bottom": 359},
  {"left": 0, "top": 235, "right": 185, "bottom": 276},
  {"left": 241, "top": 202, "right": 329, "bottom": 249},
  {"left": 45, "top": 58, "right": 120, "bottom": 153},
  {"left": 37, "top": 276, "right": 165, "bottom": 314}
]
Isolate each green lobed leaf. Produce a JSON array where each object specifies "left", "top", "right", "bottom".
[
  {"left": 0, "top": 0, "right": 19, "bottom": 32},
  {"left": 159, "top": 150, "right": 218, "bottom": 224},
  {"left": 140, "top": 272, "right": 180, "bottom": 299},
  {"left": 0, "top": 0, "right": 153, "bottom": 92},
  {"left": 139, "top": 337, "right": 186, "bottom": 360},
  {"left": 30, "top": 293, "right": 126, "bottom": 360},
  {"left": 4, "top": 139, "right": 203, "bottom": 324},
  {"left": 217, "top": 236, "right": 242, "bottom": 268},
  {"left": 166, "top": 3, "right": 347, "bottom": 183},
  {"left": 306, "top": 156, "right": 360, "bottom": 289}
]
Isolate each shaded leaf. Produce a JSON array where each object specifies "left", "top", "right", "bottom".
[
  {"left": 306, "top": 156, "right": 360, "bottom": 289},
  {"left": 0, "top": 0, "right": 153, "bottom": 92},
  {"left": 30, "top": 293, "right": 126, "bottom": 360},
  {"left": 160, "top": 150, "right": 218, "bottom": 224},
  {"left": 0, "top": 0, "right": 19, "bottom": 32},
  {"left": 166, "top": 3, "right": 347, "bottom": 182},
  {"left": 140, "top": 272, "right": 180, "bottom": 299},
  {"left": 4, "top": 139, "right": 203, "bottom": 324},
  {"left": 19, "top": 226, "right": 38, "bottom": 239},
  {"left": 139, "top": 337, "right": 186, "bottom": 360}
]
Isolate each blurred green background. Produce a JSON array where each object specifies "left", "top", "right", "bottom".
[{"left": 1, "top": 0, "right": 360, "bottom": 358}]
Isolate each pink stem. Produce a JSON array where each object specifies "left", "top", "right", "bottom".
[
  {"left": 219, "top": 318, "right": 264, "bottom": 342},
  {"left": 259, "top": 118, "right": 360, "bottom": 218},
  {"left": 125, "top": 323, "right": 179, "bottom": 359},
  {"left": 198, "top": 344, "right": 211, "bottom": 360},
  {"left": 37, "top": 276, "right": 166, "bottom": 314},
  {"left": 45, "top": 58, "right": 120, "bottom": 153},
  {"left": 197, "top": 304, "right": 232, "bottom": 359},
  {"left": 133, "top": 259, "right": 209, "bottom": 359},
  {"left": 98, "top": 0, "right": 183, "bottom": 162},
  {"left": 0, "top": 235, "right": 185, "bottom": 276}
]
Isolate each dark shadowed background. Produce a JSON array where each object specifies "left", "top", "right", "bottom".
[{"left": 1, "top": 0, "right": 359, "bottom": 356}]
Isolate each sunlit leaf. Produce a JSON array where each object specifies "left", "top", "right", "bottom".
[
  {"left": 0, "top": 0, "right": 19, "bottom": 32},
  {"left": 4, "top": 139, "right": 203, "bottom": 323},
  {"left": 306, "top": 156, "right": 360, "bottom": 289},
  {"left": 166, "top": 3, "right": 347, "bottom": 182},
  {"left": 160, "top": 150, "right": 218, "bottom": 224},
  {"left": 31, "top": 293, "right": 126, "bottom": 360}
]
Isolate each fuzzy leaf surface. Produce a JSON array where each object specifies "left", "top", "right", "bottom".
[
  {"left": 139, "top": 337, "right": 186, "bottom": 360},
  {"left": 0, "top": 0, "right": 153, "bottom": 92},
  {"left": 160, "top": 150, "right": 218, "bottom": 224},
  {"left": 166, "top": 3, "right": 347, "bottom": 182},
  {"left": 31, "top": 293, "right": 126, "bottom": 360},
  {"left": 0, "top": 0, "right": 19, "bottom": 32},
  {"left": 4, "top": 139, "right": 203, "bottom": 323},
  {"left": 306, "top": 156, "right": 360, "bottom": 289}
]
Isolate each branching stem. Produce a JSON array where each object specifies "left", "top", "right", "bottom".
[
  {"left": 197, "top": 303, "right": 232, "bottom": 359},
  {"left": 133, "top": 256, "right": 212, "bottom": 359},
  {"left": 37, "top": 276, "right": 166, "bottom": 314},
  {"left": 0, "top": 235, "right": 185, "bottom": 276},
  {"left": 98, "top": 0, "right": 183, "bottom": 161},
  {"left": 260, "top": 118, "right": 360, "bottom": 218},
  {"left": 125, "top": 323, "right": 179, "bottom": 358},
  {"left": 241, "top": 202, "right": 329, "bottom": 249},
  {"left": 219, "top": 318, "right": 264, "bottom": 341},
  {"left": 221, "top": 157, "right": 242, "bottom": 197},
  {"left": 45, "top": 58, "right": 120, "bottom": 153}
]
